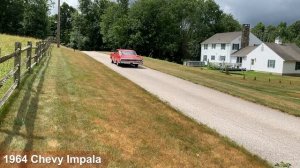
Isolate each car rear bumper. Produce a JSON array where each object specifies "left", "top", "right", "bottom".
[{"left": 120, "top": 60, "right": 143, "bottom": 65}]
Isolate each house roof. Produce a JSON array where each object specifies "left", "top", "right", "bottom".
[
  {"left": 231, "top": 46, "right": 258, "bottom": 57},
  {"left": 265, "top": 43, "right": 300, "bottom": 61},
  {"left": 201, "top": 32, "right": 242, "bottom": 44}
]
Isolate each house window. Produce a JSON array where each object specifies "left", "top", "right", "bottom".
[
  {"left": 220, "top": 56, "right": 226, "bottom": 61},
  {"left": 232, "top": 44, "right": 239, "bottom": 50},
  {"left": 211, "top": 55, "right": 215, "bottom": 60},
  {"left": 267, "top": 60, "right": 276, "bottom": 68},
  {"left": 251, "top": 59, "right": 255, "bottom": 65},
  {"left": 203, "top": 55, "right": 208, "bottom": 61},
  {"left": 212, "top": 44, "right": 216, "bottom": 49},
  {"left": 204, "top": 44, "right": 208, "bottom": 50},
  {"left": 236, "top": 57, "right": 243, "bottom": 63},
  {"left": 221, "top": 44, "right": 226, "bottom": 50},
  {"left": 295, "top": 62, "right": 300, "bottom": 70}
]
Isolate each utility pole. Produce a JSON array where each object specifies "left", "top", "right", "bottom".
[{"left": 57, "top": 0, "right": 61, "bottom": 48}]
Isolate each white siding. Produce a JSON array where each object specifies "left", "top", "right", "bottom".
[
  {"left": 201, "top": 43, "right": 231, "bottom": 64},
  {"left": 283, "top": 61, "right": 300, "bottom": 74},
  {"left": 201, "top": 32, "right": 262, "bottom": 65},
  {"left": 243, "top": 43, "right": 284, "bottom": 74}
]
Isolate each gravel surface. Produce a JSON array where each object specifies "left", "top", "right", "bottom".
[{"left": 83, "top": 51, "right": 300, "bottom": 167}]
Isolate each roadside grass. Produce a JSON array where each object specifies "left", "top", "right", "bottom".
[
  {"left": 0, "top": 34, "right": 39, "bottom": 100},
  {"left": 143, "top": 57, "right": 300, "bottom": 117},
  {"left": 0, "top": 47, "right": 270, "bottom": 167}
]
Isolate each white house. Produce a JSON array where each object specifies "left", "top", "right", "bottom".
[
  {"left": 201, "top": 24, "right": 262, "bottom": 67},
  {"left": 237, "top": 41, "right": 300, "bottom": 75}
]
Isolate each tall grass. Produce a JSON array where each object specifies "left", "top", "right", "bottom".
[{"left": 0, "top": 34, "right": 38, "bottom": 100}]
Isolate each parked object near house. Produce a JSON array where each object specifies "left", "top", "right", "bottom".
[
  {"left": 201, "top": 24, "right": 262, "bottom": 68},
  {"left": 183, "top": 61, "right": 205, "bottom": 67}
]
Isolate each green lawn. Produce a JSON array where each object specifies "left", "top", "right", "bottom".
[
  {"left": 0, "top": 47, "right": 270, "bottom": 167},
  {"left": 143, "top": 57, "right": 300, "bottom": 116}
]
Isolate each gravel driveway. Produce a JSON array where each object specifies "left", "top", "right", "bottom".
[{"left": 83, "top": 51, "right": 300, "bottom": 167}]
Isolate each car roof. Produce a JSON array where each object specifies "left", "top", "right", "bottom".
[{"left": 117, "top": 49, "right": 135, "bottom": 51}]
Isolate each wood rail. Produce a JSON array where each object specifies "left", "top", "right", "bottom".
[{"left": 0, "top": 38, "right": 53, "bottom": 109}]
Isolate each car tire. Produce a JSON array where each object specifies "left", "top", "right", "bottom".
[
  {"left": 111, "top": 59, "right": 114, "bottom": 64},
  {"left": 134, "top": 64, "right": 138, "bottom": 68}
]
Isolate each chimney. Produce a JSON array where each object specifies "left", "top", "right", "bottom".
[
  {"left": 275, "top": 36, "right": 283, "bottom": 45},
  {"left": 241, "top": 24, "right": 250, "bottom": 48}
]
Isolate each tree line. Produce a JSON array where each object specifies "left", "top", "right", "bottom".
[
  {"left": 0, "top": 0, "right": 51, "bottom": 39},
  {"left": 51, "top": 0, "right": 241, "bottom": 63},
  {"left": 251, "top": 21, "right": 300, "bottom": 46},
  {"left": 1, "top": 0, "right": 299, "bottom": 63}
]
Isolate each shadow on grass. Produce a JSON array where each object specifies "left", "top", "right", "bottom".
[{"left": 0, "top": 54, "right": 51, "bottom": 156}]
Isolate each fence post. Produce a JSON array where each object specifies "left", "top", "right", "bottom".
[
  {"left": 35, "top": 42, "right": 39, "bottom": 64},
  {"left": 14, "top": 42, "right": 21, "bottom": 87},
  {"left": 42, "top": 41, "right": 45, "bottom": 58},
  {"left": 27, "top": 41, "right": 32, "bottom": 73}
]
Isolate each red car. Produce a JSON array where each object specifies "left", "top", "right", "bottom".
[{"left": 110, "top": 49, "right": 143, "bottom": 68}]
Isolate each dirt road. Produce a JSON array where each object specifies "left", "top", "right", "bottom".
[{"left": 83, "top": 51, "right": 300, "bottom": 167}]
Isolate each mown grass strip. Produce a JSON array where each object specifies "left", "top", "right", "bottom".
[{"left": 143, "top": 57, "right": 300, "bottom": 117}]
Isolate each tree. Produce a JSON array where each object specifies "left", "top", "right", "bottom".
[
  {"left": 288, "top": 21, "right": 300, "bottom": 46},
  {"left": 101, "top": 1, "right": 132, "bottom": 50},
  {"left": 60, "top": 2, "right": 76, "bottom": 45},
  {"left": 70, "top": 0, "right": 109, "bottom": 50},
  {"left": 265, "top": 25, "right": 277, "bottom": 42},
  {"left": 252, "top": 22, "right": 266, "bottom": 41},
  {"left": 219, "top": 14, "right": 241, "bottom": 32},
  {"left": 101, "top": 0, "right": 240, "bottom": 63},
  {"left": 0, "top": 0, "right": 24, "bottom": 34},
  {"left": 23, "top": 0, "right": 51, "bottom": 38}
]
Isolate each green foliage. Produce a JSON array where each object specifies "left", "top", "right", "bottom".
[
  {"left": 100, "top": 0, "right": 241, "bottom": 63},
  {"left": 274, "top": 162, "right": 292, "bottom": 168},
  {"left": 60, "top": 2, "right": 76, "bottom": 44},
  {"left": 252, "top": 20, "right": 300, "bottom": 47},
  {"left": 69, "top": 0, "right": 110, "bottom": 50},
  {"left": 23, "top": 0, "right": 50, "bottom": 39},
  {"left": 0, "top": 0, "right": 24, "bottom": 34},
  {"left": 0, "top": 0, "right": 51, "bottom": 38}
]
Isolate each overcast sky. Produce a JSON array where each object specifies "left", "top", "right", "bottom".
[{"left": 51, "top": 0, "right": 300, "bottom": 26}]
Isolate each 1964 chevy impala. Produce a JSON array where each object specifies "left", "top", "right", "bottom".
[{"left": 110, "top": 49, "right": 143, "bottom": 68}]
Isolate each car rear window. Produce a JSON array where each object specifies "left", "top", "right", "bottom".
[{"left": 120, "top": 50, "right": 137, "bottom": 55}]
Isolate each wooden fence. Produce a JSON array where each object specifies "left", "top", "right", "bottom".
[{"left": 0, "top": 39, "right": 52, "bottom": 109}]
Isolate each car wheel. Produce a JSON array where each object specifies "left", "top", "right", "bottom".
[
  {"left": 111, "top": 59, "right": 114, "bottom": 64},
  {"left": 134, "top": 64, "right": 138, "bottom": 68}
]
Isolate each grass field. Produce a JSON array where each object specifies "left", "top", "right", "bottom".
[
  {"left": 0, "top": 34, "right": 38, "bottom": 56},
  {"left": 0, "top": 47, "right": 270, "bottom": 167},
  {"left": 143, "top": 57, "right": 300, "bottom": 117},
  {"left": 0, "top": 34, "right": 39, "bottom": 100}
]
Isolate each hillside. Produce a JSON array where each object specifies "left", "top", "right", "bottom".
[{"left": 0, "top": 34, "right": 38, "bottom": 56}]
